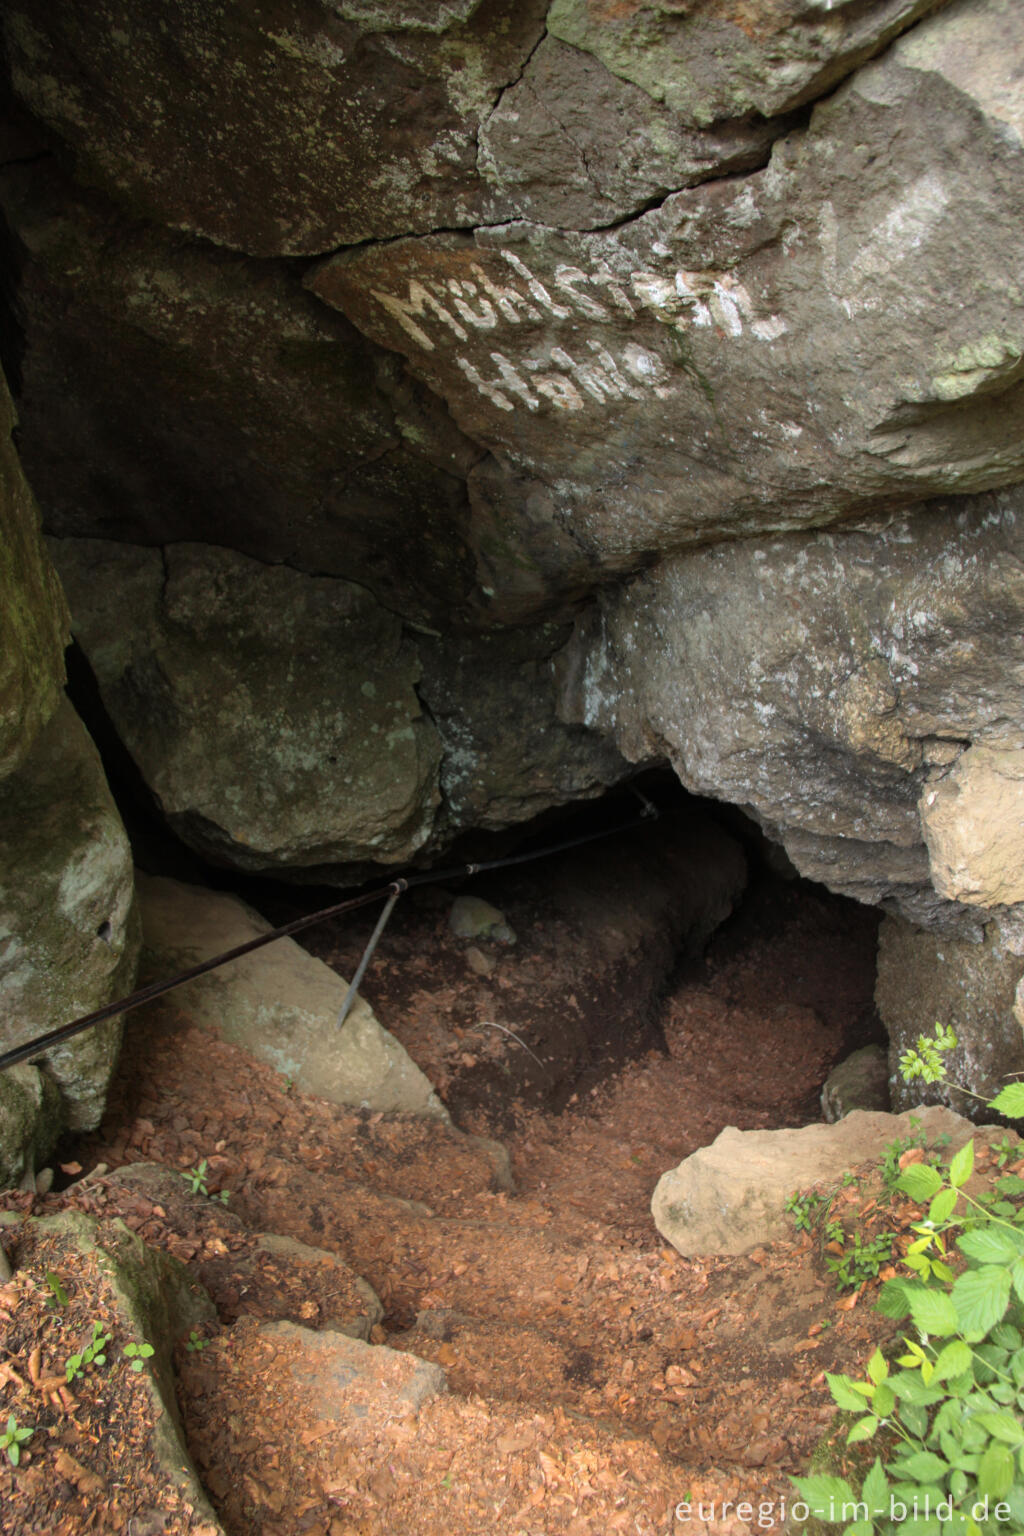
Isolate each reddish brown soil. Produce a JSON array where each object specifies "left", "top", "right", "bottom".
[{"left": 0, "top": 872, "right": 901, "bottom": 1536}]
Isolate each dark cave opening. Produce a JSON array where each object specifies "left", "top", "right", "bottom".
[{"left": 62, "top": 637, "right": 888, "bottom": 1144}]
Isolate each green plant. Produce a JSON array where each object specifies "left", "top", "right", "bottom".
[
  {"left": 878, "top": 1115, "right": 951, "bottom": 1195},
  {"left": 824, "top": 1229, "right": 896, "bottom": 1292},
  {"left": 184, "top": 1330, "right": 206, "bottom": 1353},
  {"left": 899, "top": 1022, "right": 959, "bottom": 1085},
  {"left": 0, "top": 1415, "right": 33, "bottom": 1467},
  {"left": 786, "top": 1190, "right": 826, "bottom": 1233},
  {"left": 44, "top": 1271, "right": 68, "bottom": 1308},
  {"left": 182, "top": 1159, "right": 229, "bottom": 1205},
  {"left": 65, "top": 1321, "right": 110, "bottom": 1384},
  {"left": 792, "top": 1037, "right": 1024, "bottom": 1533},
  {"left": 123, "top": 1342, "right": 155, "bottom": 1373}
]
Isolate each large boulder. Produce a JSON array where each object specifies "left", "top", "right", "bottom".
[
  {"left": 2, "top": 0, "right": 929, "bottom": 256},
  {"left": 136, "top": 873, "right": 449, "bottom": 1120},
  {"left": 652, "top": 1106, "right": 979, "bottom": 1258},
  {"left": 51, "top": 539, "right": 443, "bottom": 874},
  {"left": 50, "top": 537, "right": 628, "bottom": 875},
  {"left": 0, "top": 368, "right": 68, "bottom": 777},
  {"left": 556, "top": 485, "right": 1024, "bottom": 932},
  {"left": 0, "top": 0, "right": 548, "bottom": 255},
  {"left": 877, "top": 913, "right": 1024, "bottom": 1114},
  {"left": 311, "top": 0, "right": 1024, "bottom": 612},
  {"left": 0, "top": 698, "right": 140, "bottom": 1133}
]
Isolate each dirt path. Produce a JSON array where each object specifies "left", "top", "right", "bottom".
[{"left": 2, "top": 873, "right": 899, "bottom": 1536}]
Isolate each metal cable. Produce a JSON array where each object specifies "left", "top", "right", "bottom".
[{"left": 0, "top": 791, "right": 659, "bottom": 1075}]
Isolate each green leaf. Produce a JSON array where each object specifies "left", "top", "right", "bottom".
[
  {"left": 949, "top": 1140, "right": 975, "bottom": 1189},
  {"left": 791, "top": 1476, "right": 858, "bottom": 1521},
  {"left": 828, "top": 1373, "right": 870, "bottom": 1412},
  {"left": 952, "top": 1265, "right": 1012, "bottom": 1338},
  {"left": 958, "top": 1227, "right": 1024, "bottom": 1264},
  {"left": 974, "top": 1410, "right": 1024, "bottom": 1445},
  {"left": 894, "top": 1517, "right": 940, "bottom": 1536},
  {"left": 878, "top": 1278, "right": 913, "bottom": 1319},
  {"left": 909, "top": 1285, "right": 961, "bottom": 1338},
  {"left": 901, "top": 1402, "right": 930, "bottom": 1439},
  {"left": 931, "top": 1339, "right": 973, "bottom": 1383},
  {"left": 977, "top": 1442, "right": 1015, "bottom": 1498},
  {"left": 988, "top": 1083, "right": 1024, "bottom": 1119},
  {"left": 872, "top": 1382, "right": 896, "bottom": 1418},
  {"left": 867, "top": 1349, "right": 889, "bottom": 1385},
  {"left": 842, "top": 1523, "right": 873, "bottom": 1536},
  {"left": 888, "top": 1370, "right": 944, "bottom": 1406},
  {"left": 1012, "top": 1257, "right": 1024, "bottom": 1306},
  {"left": 893, "top": 1450, "right": 949, "bottom": 1482},
  {"left": 847, "top": 1416, "right": 879, "bottom": 1444},
  {"left": 929, "top": 1187, "right": 958, "bottom": 1224},
  {"left": 862, "top": 1458, "right": 889, "bottom": 1516},
  {"left": 898, "top": 1165, "right": 945, "bottom": 1202}
]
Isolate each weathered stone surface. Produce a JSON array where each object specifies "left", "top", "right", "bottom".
[
  {"left": 312, "top": 0, "right": 1024, "bottom": 609},
  {"left": 20, "top": 1209, "right": 221, "bottom": 1529},
  {"left": 51, "top": 539, "right": 443, "bottom": 873},
  {"left": 0, "top": 368, "right": 68, "bottom": 777},
  {"left": 478, "top": 36, "right": 781, "bottom": 229},
  {"left": 260, "top": 1319, "right": 446, "bottom": 1420},
  {"left": 0, "top": 161, "right": 478, "bottom": 624},
  {"left": 415, "top": 624, "right": 629, "bottom": 830},
  {"left": 137, "top": 873, "right": 450, "bottom": 1121},
  {"left": 0, "top": 1065, "right": 62, "bottom": 1190},
  {"left": 821, "top": 1046, "right": 890, "bottom": 1123},
  {"left": 1, "top": 0, "right": 545, "bottom": 255},
  {"left": 877, "top": 914, "right": 1024, "bottom": 1114},
  {"left": 920, "top": 745, "right": 1024, "bottom": 908},
  {"left": 254, "top": 1234, "right": 383, "bottom": 1340},
  {"left": 547, "top": 0, "right": 946, "bottom": 124},
  {"left": 652, "top": 1106, "right": 977, "bottom": 1257},
  {"left": 51, "top": 536, "right": 629, "bottom": 872},
  {"left": 556, "top": 486, "right": 1024, "bottom": 928},
  {"left": 0, "top": 698, "right": 140, "bottom": 1130}
]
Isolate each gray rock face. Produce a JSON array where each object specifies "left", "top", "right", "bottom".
[
  {"left": 137, "top": 873, "right": 450, "bottom": 1121},
  {"left": 478, "top": 37, "right": 781, "bottom": 230},
  {"left": 0, "top": 160, "right": 478, "bottom": 626},
  {"left": 51, "top": 536, "right": 628, "bottom": 874},
  {"left": 556, "top": 486, "right": 1024, "bottom": 930},
  {"left": 877, "top": 914, "right": 1024, "bottom": 1115},
  {"left": 311, "top": 0, "right": 1024, "bottom": 613},
  {"left": 0, "top": 698, "right": 140, "bottom": 1132},
  {"left": 52, "top": 539, "right": 443, "bottom": 873},
  {"left": 547, "top": 0, "right": 946, "bottom": 124},
  {"left": 652, "top": 1106, "right": 977, "bottom": 1258},
  {"left": 0, "top": 370, "right": 68, "bottom": 778},
  {"left": 1, "top": 0, "right": 547, "bottom": 255},
  {"left": 0, "top": 1065, "right": 62, "bottom": 1189}
]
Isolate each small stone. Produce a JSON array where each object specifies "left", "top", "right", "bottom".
[
  {"left": 449, "top": 896, "right": 517, "bottom": 945},
  {"left": 464, "top": 945, "right": 496, "bottom": 976},
  {"left": 821, "top": 1046, "right": 890, "bottom": 1123}
]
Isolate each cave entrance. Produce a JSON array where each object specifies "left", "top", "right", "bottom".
[
  {"left": 245, "top": 772, "right": 886, "bottom": 1144},
  {"left": 64, "top": 634, "right": 886, "bottom": 1151}
]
